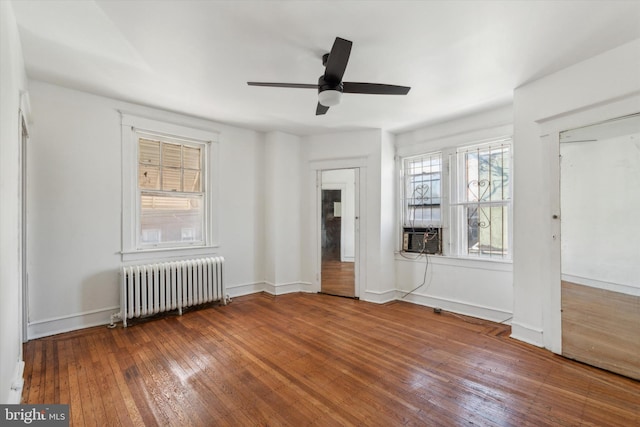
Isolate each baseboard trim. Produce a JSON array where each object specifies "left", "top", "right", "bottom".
[
  {"left": 27, "top": 306, "right": 119, "bottom": 340},
  {"left": 362, "top": 289, "right": 397, "bottom": 304},
  {"left": 226, "top": 281, "right": 266, "bottom": 298},
  {"left": 6, "top": 360, "right": 25, "bottom": 404},
  {"left": 510, "top": 321, "right": 544, "bottom": 347},
  {"left": 264, "top": 281, "right": 313, "bottom": 296},
  {"left": 561, "top": 274, "right": 640, "bottom": 296},
  {"left": 398, "top": 292, "right": 513, "bottom": 324},
  {"left": 226, "top": 281, "right": 314, "bottom": 298}
]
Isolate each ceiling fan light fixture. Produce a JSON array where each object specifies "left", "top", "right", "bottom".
[
  {"left": 247, "top": 37, "right": 410, "bottom": 116},
  {"left": 318, "top": 89, "right": 342, "bottom": 107}
]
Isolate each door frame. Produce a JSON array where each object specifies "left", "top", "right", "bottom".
[
  {"left": 318, "top": 169, "right": 360, "bottom": 297},
  {"left": 538, "top": 93, "right": 640, "bottom": 353},
  {"left": 309, "top": 158, "right": 366, "bottom": 299},
  {"left": 19, "top": 91, "right": 31, "bottom": 343}
]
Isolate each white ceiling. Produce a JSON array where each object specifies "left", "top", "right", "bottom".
[{"left": 11, "top": 0, "right": 640, "bottom": 135}]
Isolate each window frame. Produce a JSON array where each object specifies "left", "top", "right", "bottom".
[
  {"left": 402, "top": 152, "right": 444, "bottom": 229},
  {"left": 450, "top": 141, "right": 512, "bottom": 260},
  {"left": 399, "top": 137, "right": 512, "bottom": 261},
  {"left": 137, "top": 132, "right": 207, "bottom": 249},
  {"left": 121, "top": 113, "right": 219, "bottom": 262}
]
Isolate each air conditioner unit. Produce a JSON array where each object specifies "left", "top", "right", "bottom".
[{"left": 402, "top": 227, "right": 442, "bottom": 254}]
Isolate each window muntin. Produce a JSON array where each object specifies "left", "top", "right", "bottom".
[
  {"left": 400, "top": 139, "right": 512, "bottom": 260},
  {"left": 403, "top": 153, "right": 442, "bottom": 228},
  {"left": 454, "top": 142, "right": 511, "bottom": 259},
  {"left": 121, "top": 113, "right": 219, "bottom": 261},
  {"left": 137, "top": 135, "right": 206, "bottom": 248}
]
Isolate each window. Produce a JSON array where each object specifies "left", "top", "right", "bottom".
[
  {"left": 452, "top": 142, "right": 511, "bottom": 259},
  {"left": 137, "top": 135, "right": 206, "bottom": 247},
  {"left": 401, "top": 153, "right": 443, "bottom": 254},
  {"left": 400, "top": 139, "right": 511, "bottom": 260},
  {"left": 121, "top": 114, "right": 218, "bottom": 260},
  {"left": 402, "top": 153, "right": 442, "bottom": 228}
]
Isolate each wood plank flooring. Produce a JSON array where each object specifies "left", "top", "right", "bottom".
[
  {"left": 562, "top": 280, "right": 640, "bottom": 380},
  {"left": 22, "top": 292, "right": 640, "bottom": 426},
  {"left": 321, "top": 259, "right": 355, "bottom": 297}
]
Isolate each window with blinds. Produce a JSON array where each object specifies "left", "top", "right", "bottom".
[{"left": 137, "top": 136, "right": 206, "bottom": 247}]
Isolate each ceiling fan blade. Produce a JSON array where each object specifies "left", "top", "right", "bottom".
[
  {"left": 324, "top": 37, "right": 352, "bottom": 82},
  {"left": 343, "top": 82, "right": 411, "bottom": 95},
  {"left": 247, "top": 82, "right": 318, "bottom": 89},
  {"left": 316, "top": 102, "right": 329, "bottom": 116}
]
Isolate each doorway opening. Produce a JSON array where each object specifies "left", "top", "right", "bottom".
[
  {"left": 559, "top": 112, "right": 640, "bottom": 379},
  {"left": 319, "top": 168, "right": 358, "bottom": 298}
]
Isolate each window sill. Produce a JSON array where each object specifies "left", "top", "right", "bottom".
[
  {"left": 121, "top": 245, "right": 220, "bottom": 263},
  {"left": 395, "top": 252, "right": 512, "bottom": 272}
]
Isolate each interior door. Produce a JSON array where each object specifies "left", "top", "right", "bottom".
[
  {"left": 320, "top": 169, "right": 357, "bottom": 298},
  {"left": 559, "top": 113, "right": 640, "bottom": 379}
]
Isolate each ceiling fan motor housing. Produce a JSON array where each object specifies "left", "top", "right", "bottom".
[
  {"left": 318, "top": 75, "right": 343, "bottom": 107},
  {"left": 247, "top": 37, "right": 410, "bottom": 114}
]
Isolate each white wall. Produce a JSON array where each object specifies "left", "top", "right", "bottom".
[
  {"left": 263, "top": 131, "right": 306, "bottom": 294},
  {"left": 561, "top": 131, "right": 640, "bottom": 291},
  {"left": 301, "top": 129, "right": 397, "bottom": 301},
  {"left": 26, "top": 81, "right": 266, "bottom": 338},
  {"left": 513, "top": 39, "right": 640, "bottom": 349},
  {"left": 394, "top": 105, "right": 514, "bottom": 322},
  {"left": 379, "top": 131, "right": 397, "bottom": 295},
  {"left": 13, "top": 16, "right": 640, "bottom": 380},
  {"left": 0, "top": 0, "right": 28, "bottom": 403}
]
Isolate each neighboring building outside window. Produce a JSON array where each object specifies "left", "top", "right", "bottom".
[
  {"left": 137, "top": 135, "right": 205, "bottom": 248},
  {"left": 121, "top": 113, "right": 218, "bottom": 262}
]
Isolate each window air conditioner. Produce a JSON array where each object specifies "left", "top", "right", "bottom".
[{"left": 402, "top": 227, "right": 442, "bottom": 254}]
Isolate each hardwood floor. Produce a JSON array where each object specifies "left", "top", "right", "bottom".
[
  {"left": 321, "top": 258, "right": 355, "bottom": 297},
  {"left": 22, "top": 292, "right": 640, "bottom": 426},
  {"left": 562, "top": 280, "right": 640, "bottom": 380}
]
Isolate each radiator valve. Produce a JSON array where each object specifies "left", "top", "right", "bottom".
[{"left": 108, "top": 312, "right": 122, "bottom": 329}]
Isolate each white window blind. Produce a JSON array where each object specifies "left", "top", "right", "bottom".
[
  {"left": 137, "top": 135, "right": 206, "bottom": 248},
  {"left": 120, "top": 112, "right": 219, "bottom": 261}
]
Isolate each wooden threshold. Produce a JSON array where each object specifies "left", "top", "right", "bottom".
[{"left": 317, "top": 291, "right": 359, "bottom": 300}]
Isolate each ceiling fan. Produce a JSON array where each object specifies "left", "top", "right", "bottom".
[{"left": 247, "top": 37, "right": 411, "bottom": 115}]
